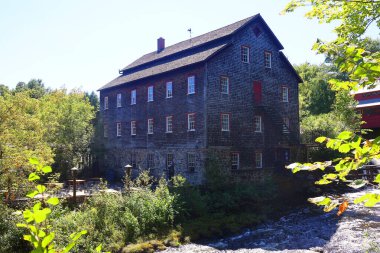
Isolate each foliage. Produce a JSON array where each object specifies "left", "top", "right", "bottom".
[
  {"left": 283, "top": 0, "right": 380, "bottom": 213},
  {"left": 17, "top": 158, "right": 87, "bottom": 253}
]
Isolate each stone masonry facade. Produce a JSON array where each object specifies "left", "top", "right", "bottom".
[{"left": 99, "top": 14, "right": 302, "bottom": 184}]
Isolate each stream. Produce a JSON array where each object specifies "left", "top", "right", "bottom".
[{"left": 163, "top": 189, "right": 380, "bottom": 253}]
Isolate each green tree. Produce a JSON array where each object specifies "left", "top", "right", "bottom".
[{"left": 283, "top": 0, "right": 380, "bottom": 210}]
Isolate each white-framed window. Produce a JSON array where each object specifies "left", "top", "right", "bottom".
[
  {"left": 147, "top": 153, "right": 154, "bottom": 168},
  {"left": 103, "top": 124, "right": 108, "bottom": 138},
  {"left": 265, "top": 51, "right": 272, "bottom": 68},
  {"left": 104, "top": 96, "right": 109, "bottom": 110},
  {"left": 221, "top": 113, "right": 230, "bottom": 131},
  {"left": 148, "top": 86, "right": 154, "bottom": 102},
  {"left": 147, "top": 118, "right": 154, "bottom": 134},
  {"left": 188, "top": 113, "right": 195, "bottom": 131},
  {"left": 166, "top": 82, "right": 173, "bottom": 98},
  {"left": 116, "top": 122, "right": 121, "bottom": 136},
  {"left": 254, "top": 116, "right": 262, "bottom": 132},
  {"left": 282, "top": 86, "right": 289, "bottom": 102},
  {"left": 255, "top": 152, "right": 263, "bottom": 168},
  {"left": 241, "top": 46, "right": 250, "bottom": 63},
  {"left": 166, "top": 153, "right": 174, "bottom": 169},
  {"left": 131, "top": 121, "right": 136, "bottom": 135},
  {"left": 187, "top": 76, "right": 195, "bottom": 94},
  {"left": 166, "top": 116, "right": 173, "bottom": 133},
  {"left": 131, "top": 90, "right": 136, "bottom": 105},
  {"left": 187, "top": 153, "right": 196, "bottom": 172},
  {"left": 220, "top": 76, "right": 229, "bottom": 94},
  {"left": 117, "top": 93, "right": 122, "bottom": 107},
  {"left": 231, "top": 153, "right": 239, "bottom": 170},
  {"left": 283, "top": 117, "right": 290, "bottom": 133}
]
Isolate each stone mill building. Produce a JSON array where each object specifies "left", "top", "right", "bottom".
[{"left": 98, "top": 14, "right": 302, "bottom": 184}]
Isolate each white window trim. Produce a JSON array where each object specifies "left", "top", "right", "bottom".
[
  {"left": 147, "top": 118, "right": 154, "bottom": 134},
  {"left": 221, "top": 114, "right": 230, "bottom": 131},
  {"left": 187, "top": 76, "right": 195, "bottom": 95},
  {"left": 254, "top": 116, "right": 262, "bottom": 133},
  {"left": 221, "top": 76, "right": 229, "bottom": 94},
  {"left": 104, "top": 96, "right": 109, "bottom": 110},
  {"left": 187, "top": 153, "right": 196, "bottom": 172},
  {"left": 255, "top": 152, "right": 263, "bottom": 168},
  {"left": 117, "top": 93, "right": 122, "bottom": 108},
  {"left": 282, "top": 87, "right": 289, "bottom": 102},
  {"left": 131, "top": 90, "right": 136, "bottom": 105},
  {"left": 187, "top": 113, "right": 196, "bottom": 131},
  {"left": 148, "top": 86, "right": 154, "bottom": 102},
  {"left": 241, "top": 46, "right": 250, "bottom": 63},
  {"left": 166, "top": 116, "right": 173, "bottom": 133},
  {"left": 131, "top": 121, "right": 136, "bottom": 136},
  {"left": 116, "top": 122, "right": 121, "bottom": 137},
  {"left": 166, "top": 82, "right": 173, "bottom": 98},
  {"left": 265, "top": 51, "right": 272, "bottom": 69}
]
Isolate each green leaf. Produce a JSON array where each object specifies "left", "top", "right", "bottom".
[
  {"left": 315, "top": 136, "right": 327, "bottom": 143},
  {"left": 324, "top": 174, "right": 337, "bottom": 180},
  {"left": 41, "top": 233, "right": 55, "bottom": 248},
  {"left": 36, "top": 185, "right": 46, "bottom": 194},
  {"left": 308, "top": 196, "right": 331, "bottom": 206},
  {"left": 323, "top": 201, "right": 339, "bottom": 212},
  {"left": 96, "top": 244, "right": 102, "bottom": 252},
  {"left": 28, "top": 173, "right": 40, "bottom": 182},
  {"left": 348, "top": 179, "right": 367, "bottom": 189},
  {"left": 337, "top": 131, "right": 353, "bottom": 140},
  {"left": 29, "top": 158, "right": 39, "bottom": 165},
  {"left": 23, "top": 235, "right": 32, "bottom": 242},
  {"left": 316, "top": 178, "right": 332, "bottom": 185},
  {"left": 374, "top": 174, "right": 380, "bottom": 184},
  {"left": 47, "top": 197, "right": 59, "bottom": 206},
  {"left": 338, "top": 144, "right": 350, "bottom": 153},
  {"left": 27, "top": 190, "right": 39, "bottom": 198},
  {"left": 41, "top": 166, "right": 52, "bottom": 174}
]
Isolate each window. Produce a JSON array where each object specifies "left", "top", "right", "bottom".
[
  {"left": 255, "top": 152, "right": 263, "bottom": 168},
  {"left": 131, "top": 121, "right": 136, "bottom": 135},
  {"left": 231, "top": 153, "right": 239, "bottom": 170},
  {"left": 104, "top": 96, "right": 109, "bottom": 110},
  {"left": 188, "top": 153, "right": 196, "bottom": 172},
  {"left": 166, "top": 116, "right": 173, "bottom": 133},
  {"left": 283, "top": 117, "right": 290, "bottom": 133},
  {"left": 148, "top": 86, "right": 154, "bottom": 102},
  {"left": 147, "top": 118, "right": 154, "bottom": 134},
  {"left": 221, "top": 113, "right": 230, "bottom": 131},
  {"left": 241, "top": 46, "right": 250, "bottom": 63},
  {"left": 166, "top": 82, "right": 173, "bottom": 98},
  {"left": 147, "top": 153, "right": 154, "bottom": 169},
  {"left": 265, "top": 51, "right": 272, "bottom": 68},
  {"left": 131, "top": 90, "right": 136, "bottom": 105},
  {"left": 188, "top": 113, "right": 195, "bottom": 131},
  {"left": 282, "top": 86, "right": 289, "bottom": 102},
  {"left": 166, "top": 154, "right": 174, "bottom": 168},
  {"left": 220, "top": 76, "right": 229, "bottom": 94},
  {"left": 254, "top": 116, "right": 262, "bottom": 132},
  {"left": 117, "top": 93, "right": 122, "bottom": 107},
  {"left": 116, "top": 122, "right": 121, "bottom": 137},
  {"left": 188, "top": 76, "right": 195, "bottom": 94},
  {"left": 103, "top": 124, "right": 108, "bottom": 138}
]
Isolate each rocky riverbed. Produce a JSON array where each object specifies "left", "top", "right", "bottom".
[{"left": 163, "top": 189, "right": 380, "bottom": 253}]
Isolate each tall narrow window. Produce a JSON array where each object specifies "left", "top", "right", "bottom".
[
  {"left": 188, "top": 76, "right": 195, "bottom": 94},
  {"left": 103, "top": 124, "right": 108, "bottom": 138},
  {"left": 104, "top": 96, "right": 109, "bottom": 110},
  {"left": 188, "top": 153, "right": 196, "bottom": 172},
  {"left": 116, "top": 122, "right": 121, "bottom": 137},
  {"left": 148, "top": 86, "right": 154, "bottom": 102},
  {"left": 265, "top": 51, "right": 272, "bottom": 68},
  {"left": 282, "top": 86, "right": 289, "bottom": 102},
  {"left": 117, "top": 93, "right": 122, "bottom": 107},
  {"left": 131, "top": 121, "right": 136, "bottom": 135},
  {"left": 231, "top": 153, "right": 239, "bottom": 170},
  {"left": 241, "top": 46, "right": 250, "bottom": 63},
  {"left": 188, "top": 113, "right": 195, "bottom": 131},
  {"left": 255, "top": 152, "right": 263, "bottom": 168},
  {"left": 147, "top": 153, "right": 154, "bottom": 169},
  {"left": 166, "top": 116, "right": 173, "bottom": 133},
  {"left": 221, "top": 113, "right": 230, "bottom": 131},
  {"left": 131, "top": 90, "right": 136, "bottom": 105},
  {"left": 283, "top": 117, "right": 290, "bottom": 133},
  {"left": 254, "top": 116, "right": 262, "bottom": 132},
  {"left": 166, "top": 154, "right": 174, "bottom": 169},
  {"left": 147, "top": 118, "right": 154, "bottom": 134},
  {"left": 166, "top": 82, "right": 173, "bottom": 98},
  {"left": 220, "top": 76, "right": 229, "bottom": 94}
]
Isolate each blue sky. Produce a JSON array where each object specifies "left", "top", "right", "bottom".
[{"left": 0, "top": 0, "right": 362, "bottom": 92}]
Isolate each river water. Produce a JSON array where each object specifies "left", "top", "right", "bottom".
[{"left": 163, "top": 189, "right": 380, "bottom": 253}]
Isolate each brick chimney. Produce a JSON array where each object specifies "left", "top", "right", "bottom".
[{"left": 157, "top": 37, "right": 165, "bottom": 53}]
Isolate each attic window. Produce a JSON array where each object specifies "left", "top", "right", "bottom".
[{"left": 253, "top": 26, "right": 262, "bottom": 37}]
